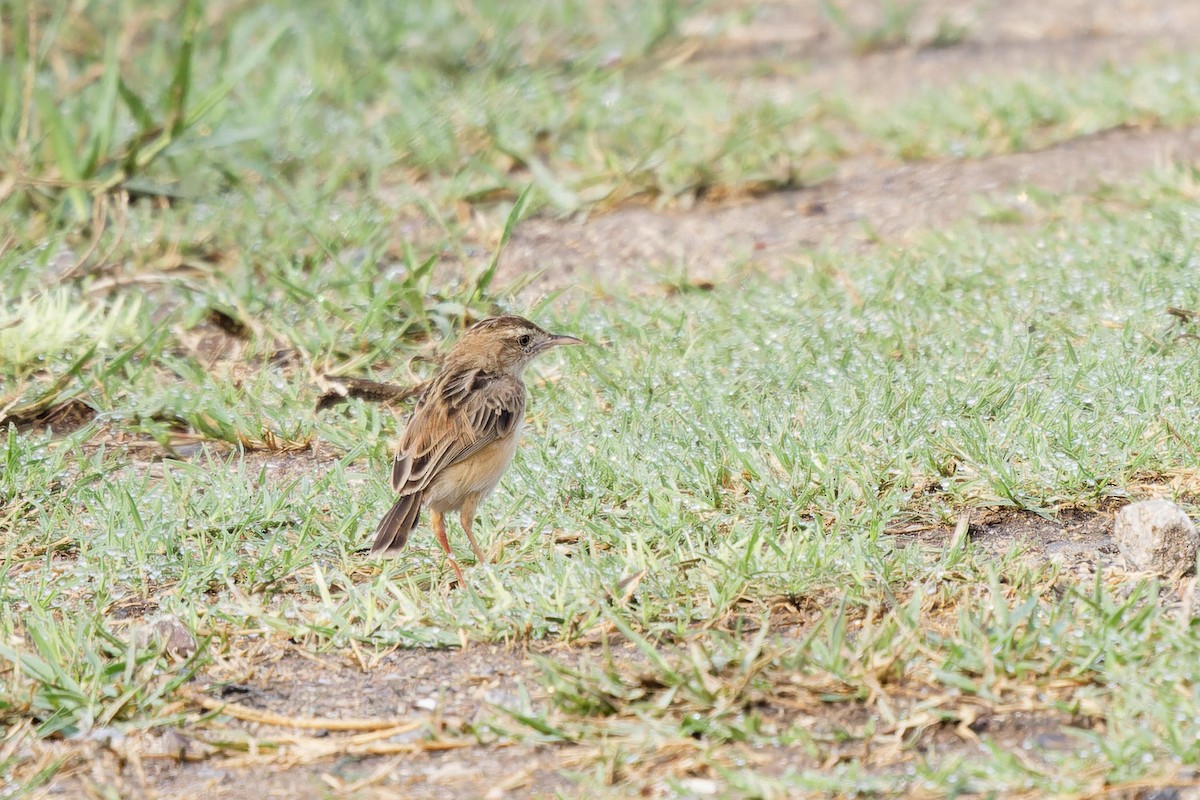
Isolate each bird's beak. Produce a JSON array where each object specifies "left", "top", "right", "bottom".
[{"left": 546, "top": 333, "right": 585, "bottom": 349}]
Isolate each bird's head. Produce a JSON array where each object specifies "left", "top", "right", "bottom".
[{"left": 449, "top": 315, "right": 583, "bottom": 374}]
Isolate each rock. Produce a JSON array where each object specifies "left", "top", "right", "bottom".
[
  {"left": 134, "top": 615, "right": 198, "bottom": 660},
  {"left": 1113, "top": 499, "right": 1198, "bottom": 578},
  {"left": 678, "top": 778, "right": 719, "bottom": 796}
]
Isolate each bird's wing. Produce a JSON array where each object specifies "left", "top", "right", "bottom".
[{"left": 389, "top": 368, "right": 525, "bottom": 496}]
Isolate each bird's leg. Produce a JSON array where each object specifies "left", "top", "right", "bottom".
[
  {"left": 459, "top": 495, "right": 486, "bottom": 564},
  {"left": 431, "top": 510, "right": 464, "bottom": 585}
]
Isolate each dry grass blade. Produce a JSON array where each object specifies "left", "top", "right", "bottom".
[
  {"left": 180, "top": 688, "right": 422, "bottom": 732},
  {"left": 1167, "top": 306, "right": 1200, "bottom": 322},
  {"left": 606, "top": 569, "right": 647, "bottom": 605},
  {"left": 0, "top": 719, "right": 34, "bottom": 764},
  {"left": 318, "top": 738, "right": 474, "bottom": 757},
  {"left": 321, "top": 757, "right": 403, "bottom": 793},
  {"left": 944, "top": 510, "right": 972, "bottom": 559},
  {"left": 231, "top": 429, "right": 311, "bottom": 453},
  {"left": 200, "top": 729, "right": 476, "bottom": 768}
]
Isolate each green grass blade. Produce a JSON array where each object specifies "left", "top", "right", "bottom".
[
  {"left": 32, "top": 87, "right": 88, "bottom": 218},
  {"left": 472, "top": 184, "right": 532, "bottom": 303}
]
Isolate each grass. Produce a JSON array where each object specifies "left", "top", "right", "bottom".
[
  {"left": 867, "top": 53, "right": 1200, "bottom": 159},
  {"left": 819, "top": 0, "right": 923, "bottom": 54},
  {"left": 6, "top": 0, "right": 1200, "bottom": 226},
  {"left": 5, "top": 175, "right": 1200, "bottom": 793},
  {"left": 6, "top": 0, "right": 1200, "bottom": 796}
]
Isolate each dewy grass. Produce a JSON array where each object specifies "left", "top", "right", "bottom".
[
  {"left": 865, "top": 52, "right": 1200, "bottom": 158},
  {"left": 7, "top": 0, "right": 1200, "bottom": 793},
  {"left": 1, "top": 0, "right": 289, "bottom": 217},
  {"left": 1, "top": 185, "right": 1199, "bottom": 791},
  {"left": 13, "top": 0, "right": 1200, "bottom": 232}
]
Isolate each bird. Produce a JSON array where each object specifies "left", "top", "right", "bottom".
[{"left": 370, "top": 315, "right": 583, "bottom": 583}]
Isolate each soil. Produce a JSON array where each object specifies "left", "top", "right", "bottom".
[
  {"left": 491, "top": 0, "right": 1200, "bottom": 295},
  {"left": 34, "top": 1, "right": 1200, "bottom": 797},
  {"left": 501, "top": 125, "right": 1200, "bottom": 294}
]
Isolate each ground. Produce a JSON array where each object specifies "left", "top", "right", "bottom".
[{"left": 5, "top": 0, "right": 1200, "bottom": 797}]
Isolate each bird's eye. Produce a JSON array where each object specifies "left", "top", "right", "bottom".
[{"left": 517, "top": 334, "right": 533, "bottom": 349}]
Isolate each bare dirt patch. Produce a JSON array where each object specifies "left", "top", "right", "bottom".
[
  {"left": 41, "top": 645, "right": 576, "bottom": 800},
  {"left": 889, "top": 505, "right": 1120, "bottom": 564},
  {"left": 966, "top": 506, "right": 1118, "bottom": 565},
  {"left": 501, "top": 125, "right": 1200, "bottom": 293},
  {"left": 486, "top": 0, "right": 1200, "bottom": 295},
  {"left": 198, "top": 644, "right": 541, "bottom": 725},
  {"left": 391, "top": 0, "right": 1200, "bottom": 299},
  {"left": 46, "top": 740, "right": 572, "bottom": 800}
]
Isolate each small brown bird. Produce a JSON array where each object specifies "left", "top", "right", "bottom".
[{"left": 370, "top": 315, "right": 583, "bottom": 583}]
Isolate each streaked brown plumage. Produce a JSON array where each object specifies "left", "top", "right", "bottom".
[{"left": 370, "top": 315, "right": 582, "bottom": 583}]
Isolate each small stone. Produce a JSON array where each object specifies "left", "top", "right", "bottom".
[
  {"left": 133, "top": 615, "right": 198, "bottom": 660},
  {"left": 428, "top": 761, "right": 469, "bottom": 782},
  {"left": 156, "top": 729, "right": 205, "bottom": 761},
  {"left": 678, "top": 778, "right": 718, "bottom": 796},
  {"left": 1113, "top": 499, "right": 1198, "bottom": 578},
  {"left": 152, "top": 616, "right": 198, "bottom": 659}
]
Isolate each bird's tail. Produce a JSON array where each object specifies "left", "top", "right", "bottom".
[{"left": 370, "top": 492, "right": 422, "bottom": 555}]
